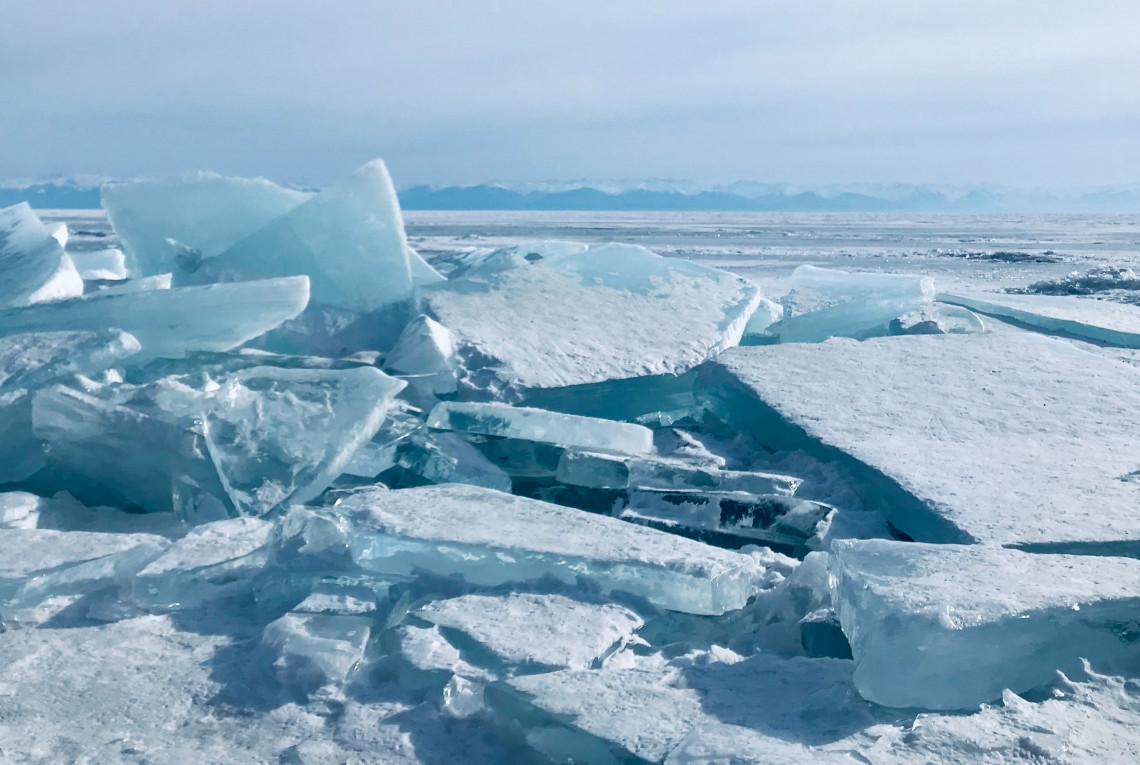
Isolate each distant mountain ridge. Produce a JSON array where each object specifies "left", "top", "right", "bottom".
[{"left": 3, "top": 178, "right": 1138, "bottom": 213}]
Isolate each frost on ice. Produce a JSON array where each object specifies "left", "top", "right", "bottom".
[{"left": 5, "top": 163, "right": 1140, "bottom": 761}]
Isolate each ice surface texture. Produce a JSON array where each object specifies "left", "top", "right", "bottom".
[
  {"left": 942, "top": 291, "right": 1140, "bottom": 347},
  {"left": 832, "top": 539, "right": 1140, "bottom": 709},
  {"left": 422, "top": 242, "right": 761, "bottom": 398},
  {"left": 335, "top": 484, "right": 773, "bottom": 614},
  {"left": 700, "top": 333, "right": 1140, "bottom": 550}
]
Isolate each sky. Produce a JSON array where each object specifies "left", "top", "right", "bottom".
[{"left": 2, "top": 1, "right": 1138, "bottom": 189}]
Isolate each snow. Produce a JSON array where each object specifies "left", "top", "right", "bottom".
[{"left": 700, "top": 332, "right": 1140, "bottom": 549}]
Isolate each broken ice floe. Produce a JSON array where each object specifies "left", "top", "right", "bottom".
[{"left": 941, "top": 290, "right": 1140, "bottom": 347}]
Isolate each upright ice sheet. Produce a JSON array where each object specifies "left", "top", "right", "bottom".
[
  {"left": 0, "top": 276, "right": 310, "bottom": 359},
  {"left": 0, "top": 203, "right": 84, "bottom": 308},
  {"left": 832, "top": 539, "right": 1140, "bottom": 709},
  {"left": 427, "top": 401, "right": 655, "bottom": 454},
  {"left": 182, "top": 160, "right": 414, "bottom": 316},
  {"left": 698, "top": 333, "right": 1140, "bottom": 549},
  {"left": 422, "top": 242, "right": 761, "bottom": 398},
  {"left": 335, "top": 484, "right": 773, "bottom": 614},
  {"left": 101, "top": 171, "right": 310, "bottom": 276}
]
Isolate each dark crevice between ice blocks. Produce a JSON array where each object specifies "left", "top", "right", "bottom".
[{"left": 696, "top": 363, "right": 974, "bottom": 546}]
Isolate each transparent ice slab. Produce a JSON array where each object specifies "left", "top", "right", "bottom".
[
  {"left": 416, "top": 593, "right": 643, "bottom": 670},
  {"left": 0, "top": 528, "right": 168, "bottom": 614},
  {"left": 770, "top": 265, "right": 934, "bottom": 343},
  {"left": 71, "top": 247, "right": 128, "bottom": 281},
  {"left": 890, "top": 303, "right": 985, "bottom": 335},
  {"left": 182, "top": 160, "right": 414, "bottom": 316},
  {"left": 422, "top": 242, "right": 761, "bottom": 398},
  {"left": 336, "top": 484, "right": 773, "bottom": 615},
  {"left": 0, "top": 276, "right": 310, "bottom": 360},
  {"left": 396, "top": 431, "right": 512, "bottom": 493},
  {"left": 197, "top": 366, "right": 406, "bottom": 516},
  {"left": 133, "top": 517, "right": 275, "bottom": 610},
  {"left": 101, "top": 171, "right": 310, "bottom": 276},
  {"left": 0, "top": 202, "right": 84, "bottom": 308},
  {"left": 427, "top": 401, "right": 654, "bottom": 455},
  {"left": 555, "top": 448, "right": 800, "bottom": 494},
  {"left": 832, "top": 539, "right": 1140, "bottom": 710},
  {"left": 262, "top": 611, "right": 372, "bottom": 691}
]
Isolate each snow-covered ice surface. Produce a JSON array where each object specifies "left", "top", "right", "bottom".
[{"left": 5, "top": 200, "right": 1140, "bottom": 762}]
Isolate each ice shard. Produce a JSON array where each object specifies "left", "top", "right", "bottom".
[
  {"left": 262, "top": 611, "right": 373, "bottom": 691},
  {"left": 0, "top": 528, "right": 168, "bottom": 616},
  {"left": 70, "top": 247, "right": 128, "bottom": 281},
  {"left": 555, "top": 448, "right": 800, "bottom": 495},
  {"left": 698, "top": 333, "right": 1140, "bottom": 550},
  {"left": 197, "top": 366, "right": 406, "bottom": 516},
  {"left": 422, "top": 242, "right": 761, "bottom": 398},
  {"left": 336, "top": 484, "right": 774, "bottom": 615},
  {"left": 383, "top": 314, "right": 457, "bottom": 395},
  {"left": 832, "top": 539, "right": 1140, "bottom": 710},
  {"left": 427, "top": 401, "right": 654, "bottom": 454},
  {"left": 396, "top": 431, "right": 512, "bottom": 492},
  {"left": 182, "top": 160, "right": 414, "bottom": 335},
  {"left": 0, "top": 492, "right": 46, "bottom": 529},
  {"left": 0, "top": 202, "right": 84, "bottom": 308},
  {"left": 889, "top": 303, "right": 985, "bottom": 335},
  {"left": 416, "top": 593, "right": 643, "bottom": 670},
  {"left": 132, "top": 517, "right": 275, "bottom": 610},
  {"left": 0, "top": 276, "right": 310, "bottom": 360},
  {"left": 101, "top": 171, "right": 310, "bottom": 276},
  {"left": 940, "top": 291, "right": 1140, "bottom": 347},
  {"left": 769, "top": 265, "right": 934, "bottom": 343}
]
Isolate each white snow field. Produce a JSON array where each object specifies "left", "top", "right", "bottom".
[{"left": 2, "top": 178, "right": 1140, "bottom": 761}]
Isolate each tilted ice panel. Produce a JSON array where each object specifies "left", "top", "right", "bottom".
[
  {"left": 335, "top": 484, "right": 771, "bottom": 615},
  {"left": 101, "top": 171, "right": 310, "bottom": 276},
  {"left": 831, "top": 539, "right": 1140, "bottom": 710},
  {"left": 0, "top": 276, "right": 309, "bottom": 360},
  {"left": 427, "top": 401, "right": 654, "bottom": 455},
  {"left": 422, "top": 242, "right": 761, "bottom": 397},
  {"left": 555, "top": 448, "right": 800, "bottom": 494},
  {"left": 940, "top": 291, "right": 1140, "bottom": 348},
  {"left": 0, "top": 203, "right": 84, "bottom": 308},
  {"left": 182, "top": 160, "right": 413, "bottom": 314},
  {"left": 699, "top": 334, "right": 1140, "bottom": 549}
]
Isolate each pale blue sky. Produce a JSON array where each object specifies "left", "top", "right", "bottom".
[{"left": 2, "top": 1, "right": 1137, "bottom": 188}]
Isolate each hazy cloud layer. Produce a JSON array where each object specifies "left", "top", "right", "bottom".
[{"left": 2, "top": 1, "right": 1138, "bottom": 186}]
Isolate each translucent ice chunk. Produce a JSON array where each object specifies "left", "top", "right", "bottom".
[
  {"left": 0, "top": 528, "right": 168, "bottom": 613},
  {"left": 33, "top": 383, "right": 229, "bottom": 514},
  {"left": 427, "top": 401, "right": 654, "bottom": 455},
  {"left": 890, "top": 303, "right": 985, "bottom": 335},
  {"left": 556, "top": 449, "right": 800, "bottom": 495},
  {"left": 101, "top": 171, "right": 310, "bottom": 276},
  {"left": 70, "top": 247, "right": 128, "bottom": 281},
  {"left": 0, "top": 203, "right": 84, "bottom": 308},
  {"left": 338, "top": 484, "right": 773, "bottom": 615},
  {"left": 396, "top": 431, "right": 512, "bottom": 492},
  {"left": 831, "top": 539, "right": 1140, "bottom": 710},
  {"left": 48, "top": 221, "right": 68, "bottom": 248},
  {"left": 441, "top": 675, "right": 486, "bottom": 719},
  {"left": 133, "top": 517, "right": 275, "bottom": 610},
  {"left": 0, "top": 492, "right": 46, "bottom": 529},
  {"left": 416, "top": 593, "right": 643, "bottom": 669},
  {"left": 422, "top": 242, "right": 761, "bottom": 398},
  {"left": 941, "top": 291, "right": 1140, "bottom": 347},
  {"left": 383, "top": 315, "right": 457, "bottom": 395},
  {"left": 198, "top": 366, "right": 406, "bottom": 516},
  {"left": 740, "top": 295, "right": 784, "bottom": 342},
  {"left": 0, "top": 276, "right": 310, "bottom": 360},
  {"left": 407, "top": 244, "right": 446, "bottom": 287},
  {"left": 262, "top": 612, "right": 372, "bottom": 691},
  {"left": 184, "top": 160, "right": 413, "bottom": 316},
  {"left": 771, "top": 265, "right": 934, "bottom": 343}
]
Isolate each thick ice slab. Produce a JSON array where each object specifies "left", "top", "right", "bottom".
[
  {"left": 422, "top": 242, "right": 761, "bottom": 398},
  {"left": 0, "top": 202, "right": 84, "bottom": 308},
  {"left": 383, "top": 314, "right": 458, "bottom": 395},
  {"left": 337, "top": 484, "right": 773, "bottom": 614},
  {"left": 416, "top": 593, "right": 643, "bottom": 670},
  {"left": 183, "top": 160, "right": 413, "bottom": 316},
  {"left": 101, "top": 171, "right": 310, "bottom": 276},
  {"left": 832, "top": 539, "right": 1140, "bottom": 710},
  {"left": 0, "top": 528, "right": 167, "bottom": 614},
  {"left": 262, "top": 612, "right": 372, "bottom": 691},
  {"left": 556, "top": 448, "right": 800, "bottom": 494},
  {"left": 427, "top": 401, "right": 654, "bottom": 454},
  {"left": 197, "top": 366, "right": 405, "bottom": 516},
  {"left": 70, "top": 247, "right": 128, "bottom": 281},
  {"left": 941, "top": 291, "right": 1140, "bottom": 347},
  {"left": 396, "top": 431, "right": 512, "bottom": 492},
  {"left": 699, "top": 333, "right": 1140, "bottom": 549},
  {"left": 133, "top": 517, "right": 274, "bottom": 609},
  {"left": 0, "top": 276, "right": 310, "bottom": 360},
  {"left": 771, "top": 265, "right": 934, "bottom": 343}
]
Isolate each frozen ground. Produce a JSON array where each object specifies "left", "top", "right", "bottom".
[{"left": 4, "top": 199, "right": 1139, "bottom": 763}]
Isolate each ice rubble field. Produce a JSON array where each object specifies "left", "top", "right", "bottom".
[{"left": 4, "top": 164, "right": 1140, "bottom": 764}]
